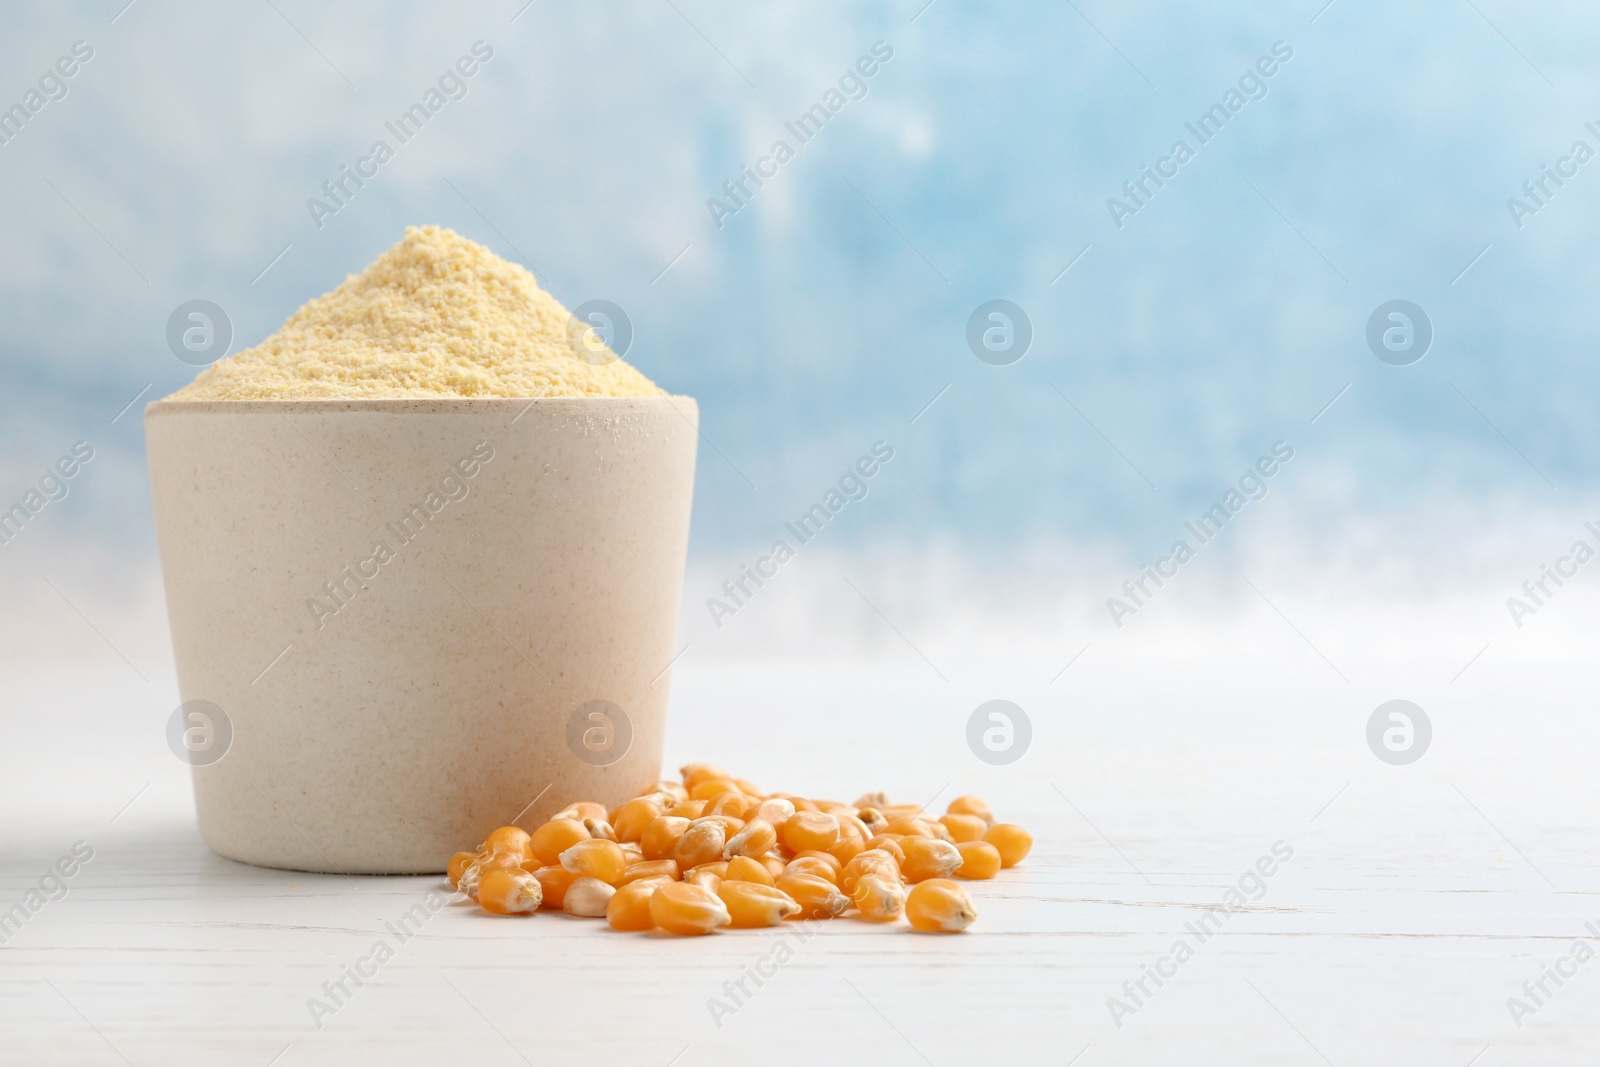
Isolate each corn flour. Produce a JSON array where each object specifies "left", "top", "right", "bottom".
[{"left": 165, "top": 226, "right": 661, "bottom": 400}]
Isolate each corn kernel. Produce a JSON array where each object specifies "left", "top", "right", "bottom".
[
  {"left": 678, "top": 763, "right": 729, "bottom": 791},
  {"left": 684, "top": 866, "right": 724, "bottom": 891},
  {"left": 854, "top": 791, "right": 890, "bottom": 810},
  {"left": 856, "top": 807, "right": 888, "bottom": 834},
  {"left": 482, "top": 825, "right": 532, "bottom": 860},
  {"left": 756, "top": 797, "right": 796, "bottom": 826},
  {"left": 782, "top": 811, "right": 841, "bottom": 854},
  {"left": 733, "top": 778, "right": 763, "bottom": 796},
  {"left": 689, "top": 778, "right": 741, "bottom": 802},
  {"left": 760, "top": 853, "right": 787, "bottom": 879},
  {"left": 640, "top": 816, "right": 691, "bottom": 861},
  {"left": 880, "top": 803, "right": 923, "bottom": 821},
  {"left": 447, "top": 850, "right": 479, "bottom": 888},
  {"left": 724, "top": 855, "right": 776, "bottom": 886},
  {"left": 900, "top": 837, "right": 963, "bottom": 882},
  {"left": 560, "top": 839, "right": 628, "bottom": 885},
  {"left": 607, "top": 878, "right": 665, "bottom": 931},
  {"left": 529, "top": 818, "right": 590, "bottom": 866},
  {"left": 457, "top": 851, "right": 522, "bottom": 899},
  {"left": 532, "top": 864, "right": 579, "bottom": 909},
  {"left": 984, "top": 823, "right": 1033, "bottom": 868},
  {"left": 955, "top": 840, "right": 1002, "bottom": 879},
  {"left": 776, "top": 872, "right": 849, "bottom": 919},
  {"left": 784, "top": 854, "right": 841, "bottom": 885},
  {"left": 827, "top": 825, "right": 867, "bottom": 865},
  {"left": 885, "top": 815, "right": 937, "bottom": 838},
  {"left": 476, "top": 867, "right": 542, "bottom": 915},
  {"left": 555, "top": 801, "right": 610, "bottom": 823},
  {"left": 905, "top": 878, "right": 977, "bottom": 932},
  {"left": 946, "top": 795, "right": 995, "bottom": 826},
  {"left": 650, "top": 881, "right": 731, "bottom": 935},
  {"left": 669, "top": 798, "right": 709, "bottom": 820},
  {"left": 865, "top": 834, "right": 906, "bottom": 865},
  {"left": 717, "top": 881, "right": 802, "bottom": 927},
  {"left": 622, "top": 859, "right": 680, "bottom": 884},
  {"left": 840, "top": 849, "right": 900, "bottom": 895},
  {"left": 724, "top": 817, "right": 777, "bottom": 859},
  {"left": 612, "top": 796, "right": 670, "bottom": 842},
  {"left": 583, "top": 817, "right": 618, "bottom": 842},
  {"left": 649, "top": 780, "right": 690, "bottom": 803},
  {"left": 562, "top": 875, "right": 617, "bottom": 917},
  {"left": 852, "top": 874, "right": 907, "bottom": 922},
  {"left": 704, "top": 791, "right": 755, "bottom": 818},
  {"left": 673, "top": 820, "right": 728, "bottom": 869},
  {"left": 939, "top": 813, "right": 989, "bottom": 844},
  {"left": 619, "top": 842, "right": 644, "bottom": 864}
]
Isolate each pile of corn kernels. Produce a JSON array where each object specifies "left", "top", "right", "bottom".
[{"left": 447, "top": 763, "right": 1033, "bottom": 934}]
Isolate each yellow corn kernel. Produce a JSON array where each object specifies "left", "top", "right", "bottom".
[
  {"left": 690, "top": 778, "right": 741, "bottom": 802},
  {"left": 939, "top": 813, "right": 989, "bottom": 844},
  {"left": 582, "top": 817, "right": 618, "bottom": 842},
  {"left": 640, "top": 815, "right": 691, "bottom": 861},
  {"left": 756, "top": 797, "right": 796, "bottom": 826},
  {"left": 669, "top": 798, "right": 709, "bottom": 820},
  {"left": 946, "top": 795, "right": 995, "bottom": 826},
  {"left": 955, "top": 840, "right": 1002, "bottom": 879},
  {"left": 851, "top": 874, "right": 907, "bottom": 922},
  {"left": 704, "top": 791, "right": 755, "bottom": 818},
  {"left": 885, "top": 815, "right": 937, "bottom": 838},
  {"left": 532, "top": 864, "right": 578, "bottom": 909},
  {"left": 784, "top": 854, "right": 840, "bottom": 886},
  {"left": 854, "top": 791, "right": 890, "bottom": 810},
  {"left": 865, "top": 834, "right": 906, "bottom": 865},
  {"left": 840, "top": 849, "right": 900, "bottom": 895},
  {"left": 776, "top": 872, "right": 849, "bottom": 919},
  {"left": 649, "top": 780, "right": 690, "bottom": 803},
  {"left": 856, "top": 807, "right": 888, "bottom": 834},
  {"left": 673, "top": 819, "right": 728, "bottom": 869},
  {"left": 905, "top": 878, "right": 977, "bottom": 932},
  {"left": 984, "top": 823, "right": 1033, "bottom": 868},
  {"left": 623, "top": 857, "right": 679, "bottom": 882},
  {"left": 685, "top": 860, "right": 727, "bottom": 890},
  {"left": 679, "top": 763, "right": 730, "bottom": 791},
  {"left": 457, "top": 851, "right": 522, "bottom": 899},
  {"left": 880, "top": 803, "right": 923, "bottom": 821},
  {"left": 476, "top": 867, "right": 542, "bottom": 915},
  {"left": 482, "top": 825, "right": 532, "bottom": 860},
  {"left": 782, "top": 811, "right": 841, "bottom": 854},
  {"left": 724, "top": 817, "right": 777, "bottom": 859},
  {"left": 723, "top": 855, "right": 776, "bottom": 886},
  {"left": 717, "top": 880, "right": 802, "bottom": 927},
  {"left": 900, "top": 837, "right": 963, "bottom": 882},
  {"left": 447, "top": 850, "right": 480, "bottom": 888},
  {"left": 611, "top": 796, "right": 670, "bottom": 843},
  {"left": 555, "top": 800, "right": 610, "bottom": 823},
  {"left": 785, "top": 795, "right": 820, "bottom": 813},
  {"left": 760, "top": 853, "right": 787, "bottom": 878},
  {"left": 827, "top": 825, "right": 867, "bottom": 865},
  {"left": 650, "top": 881, "right": 731, "bottom": 935},
  {"left": 607, "top": 878, "right": 665, "bottom": 931},
  {"left": 733, "top": 778, "right": 763, "bottom": 796},
  {"left": 619, "top": 842, "right": 645, "bottom": 864},
  {"left": 529, "top": 818, "right": 590, "bottom": 866},
  {"left": 562, "top": 875, "right": 616, "bottom": 917},
  {"left": 560, "top": 839, "right": 628, "bottom": 885}
]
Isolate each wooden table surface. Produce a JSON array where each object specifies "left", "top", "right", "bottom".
[{"left": 3, "top": 659, "right": 1596, "bottom": 1065}]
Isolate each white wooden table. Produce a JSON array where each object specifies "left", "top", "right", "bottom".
[{"left": 3, "top": 658, "right": 1596, "bottom": 1065}]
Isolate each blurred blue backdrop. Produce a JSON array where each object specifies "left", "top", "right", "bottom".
[{"left": 1, "top": 0, "right": 1595, "bottom": 670}]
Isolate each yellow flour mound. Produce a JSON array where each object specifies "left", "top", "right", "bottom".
[{"left": 164, "top": 226, "right": 662, "bottom": 400}]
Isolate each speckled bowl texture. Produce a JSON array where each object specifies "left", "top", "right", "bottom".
[{"left": 145, "top": 397, "right": 698, "bottom": 873}]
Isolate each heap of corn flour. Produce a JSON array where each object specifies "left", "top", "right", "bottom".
[{"left": 165, "top": 226, "right": 661, "bottom": 400}]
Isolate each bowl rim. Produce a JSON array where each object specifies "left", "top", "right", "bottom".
[{"left": 145, "top": 395, "right": 697, "bottom": 418}]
